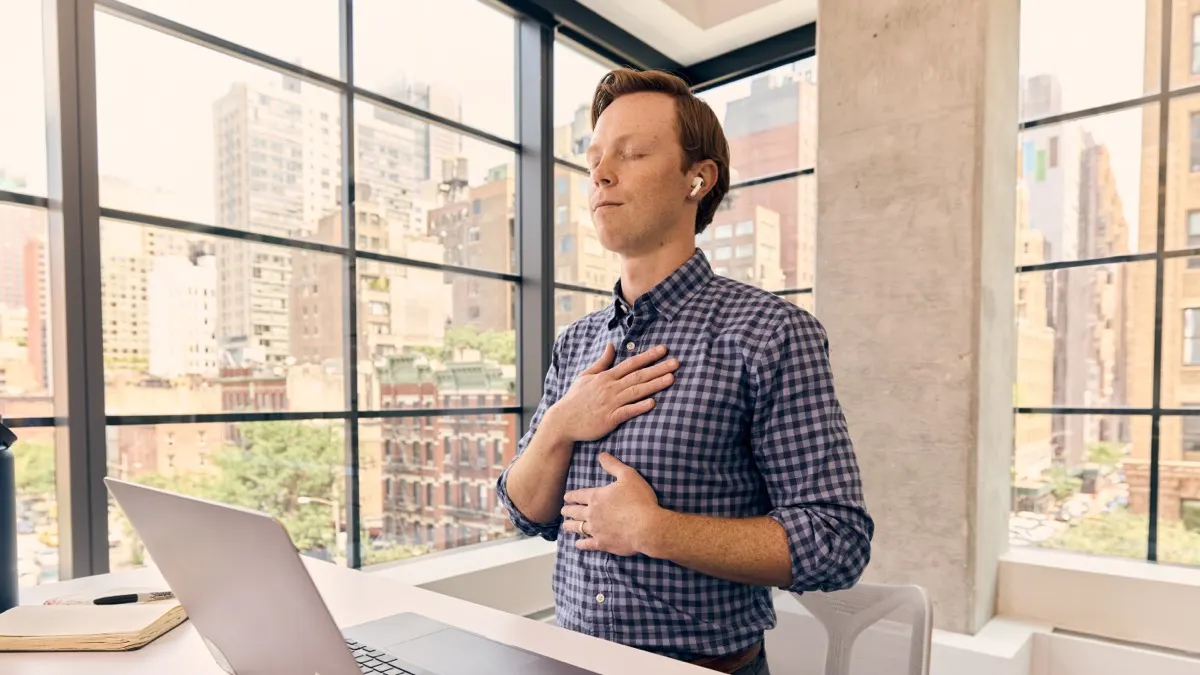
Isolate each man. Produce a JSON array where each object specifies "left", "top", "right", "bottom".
[{"left": 496, "top": 69, "right": 873, "bottom": 675}]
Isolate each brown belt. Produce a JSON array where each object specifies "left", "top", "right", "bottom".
[{"left": 687, "top": 641, "right": 762, "bottom": 673}]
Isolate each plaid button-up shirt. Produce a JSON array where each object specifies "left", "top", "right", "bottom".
[{"left": 497, "top": 250, "right": 873, "bottom": 659}]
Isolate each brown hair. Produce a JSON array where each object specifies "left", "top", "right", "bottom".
[{"left": 591, "top": 68, "right": 730, "bottom": 234}]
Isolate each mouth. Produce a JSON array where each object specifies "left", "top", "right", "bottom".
[{"left": 593, "top": 201, "right": 622, "bottom": 212}]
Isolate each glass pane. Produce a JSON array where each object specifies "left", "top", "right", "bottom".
[
  {"left": 96, "top": 12, "right": 343, "bottom": 242},
  {"left": 1157, "top": 413, "right": 1200, "bottom": 566},
  {"left": 100, "top": 220, "right": 346, "bottom": 415},
  {"left": 0, "top": 204, "right": 53, "bottom": 418},
  {"left": 116, "top": 0, "right": 341, "bottom": 78},
  {"left": 108, "top": 420, "right": 346, "bottom": 571},
  {"left": 1166, "top": 96, "right": 1200, "bottom": 252},
  {"left": 1170, "top": 2, "right": 1200, "bottom": 90},
  {"left": 0, "top": 0, "right": 48, "bottom": 195},
  {"left": 553, "top": 166, "right": 617, "bottom": 290},
  {"left": 1159, "top": 257, "right": 1200, "bottom": 409},
  {"left": 1015, "top": 105, "right": 1152, "bottom": 265},
  {"left": 702, "top": 175, "right": 814, "bottom": 291},
  {"left": 0, "top": 204, "right": 57, "bottom": 585},
  {"left": 357, "top": 262, "right": 515, "bottom": 411},
  {"left": 354, "top": 0, "right": 515, "bottom": 141},
  {"left": 553, "top": 289, "right": 612, "bottom": 336},
  {"left": 360, "top": 413, "right": 519, "bottom": 566},
  {"left": 1016, "top": 261, "right": 1153, "bottom": 409},
  {"left": 553, "top": 40, "right": 613, "bottom": 163},
  {"left": 12, "top": 427, "right": 56, "bottom": 587},
  {"left": 1011, "top": 414, "right": 1145, "bottom": 561},
  {"left": 1019, "top": 1, "right": 1153, "bottom": 123},
  {"left": 354, "top": 100, "right": 516, "bottom": 273},
  {"left": 697, "top": 59, "right": 817, "bottom": 182}
]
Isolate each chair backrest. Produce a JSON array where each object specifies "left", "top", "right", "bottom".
[{"left": 793, "top": 583, "right": 932, "bottom": 675}]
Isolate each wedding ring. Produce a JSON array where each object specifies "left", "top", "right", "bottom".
[{"left": 579, "top": 520, "right": 590, "bottom": 537}]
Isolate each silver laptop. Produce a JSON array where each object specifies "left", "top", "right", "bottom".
[{"left": 105, "top": 477, "right": 593, "bottom": 675}]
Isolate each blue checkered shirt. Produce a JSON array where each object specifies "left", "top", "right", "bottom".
[{"left": 497, "top": 250, "right": 873, "bottom": 659}]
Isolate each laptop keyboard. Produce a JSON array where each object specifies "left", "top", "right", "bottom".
[{"left": 345, "top": 638, "right": 416, "bottom": 674}]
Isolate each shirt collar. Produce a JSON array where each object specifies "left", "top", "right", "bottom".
[{"left": 608, "top": 249, "right": 714, "bottom": 327}]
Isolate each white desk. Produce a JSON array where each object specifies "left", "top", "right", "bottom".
[{"left": 3, "top": 559, "right": 709, "bottom": 674}]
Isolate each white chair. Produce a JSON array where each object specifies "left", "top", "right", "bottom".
[{"left": 793, "top": 583, "right": 932, "bottom": 675}]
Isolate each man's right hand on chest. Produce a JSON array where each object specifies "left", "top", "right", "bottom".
[{"left": 544, "top": 343, "right": 679, "bottom": 444}]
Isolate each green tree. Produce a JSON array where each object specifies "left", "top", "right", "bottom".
[
  {"left": 1038, "top": 509, "right": 1200, "bottom": 563},
  {"left": 13, "top": 440, "right": 55, "bottom": 498},
  {"left": 413, "top": 326, "right": 516, "bottom": 365},
  {"left": 1086, "top": 441, "right": 1124, "bottom": 467},
  {"left": 131, "top": 422, "right": 345, "bottom": 555},
  {"left": 1044, "top": 466, "right": 1082, "bottom": 501}
]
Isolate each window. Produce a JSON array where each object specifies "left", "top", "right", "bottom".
[
  {"left": 556, "top": 206, "right": 568, "bottom": 226},
  {"left": 493, "top": 439, "right": 502, "bottom": 466},
  {"left": 735, "top": 244, "right": 755, "bottom": 258},
  {"left": 1189, "top": 212, "right": 1200, "bottom": 269},
  {"left": 355, "top": 0, "right": 514, "bottom": 140},
  {"left": 1192, "top": 113, "right": 1200, "bottom": 173},
  {"left": 557, "top": 295, "right": 573, "bottom": 313},
  {"left": 715, "top": 225, "right": 733, "bottom": 239},
  {"left": 735, "top": 221, "right": 755, "bottom": 236},
  {"left": 556, "top": 175, "right": 568, "bottom": 194},
  {"left": 1048, "top": 136, "right": 1058, "bottom": 169},
  {"left": 1186, "top": 309, "right": 1200, "bottom": 366},
  {"left": 1194, "top": 14, "right": 1200, "bottom": 75},
  {"left": 554, "top": 41, "right": 612, "bottom": 162},
  {"left": 560, "top": 235, "right": 575, "bottom": 254},
  {"left": 715, "top": 247, "right": 732, "bottom": 261}
]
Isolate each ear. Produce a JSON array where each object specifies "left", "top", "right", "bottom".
[{"left": 689, "top": 160, "right": 719, "bottom": 201}]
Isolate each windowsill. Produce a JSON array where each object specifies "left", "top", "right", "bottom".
[
  {"left": 365, "top": 535, "right": 548, "bottom": 582},
  {"left": 999, "top": 547, "right": 1200, "bottom": 654}
]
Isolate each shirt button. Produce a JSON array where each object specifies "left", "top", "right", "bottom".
[
  {"left": 596, "top": 593, "right": 605, "bottom": 604},
  {"left": 625, "top": 342, "right": 635, "bottom": 352}
]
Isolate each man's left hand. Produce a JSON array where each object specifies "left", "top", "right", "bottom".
[{"left": 561, "top": 452, "right": 663, "bottom": 556}]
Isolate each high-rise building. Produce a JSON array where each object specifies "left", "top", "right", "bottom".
[
  {"left": 699, "top": 202, "right": 786, "bottom": 290},
  {"left": 1129, "top": 0, "right": 1200, "bottom": 523},
  {"left": 429, "top": 161, "right": 515, "bottom": 333},
  {"left": 718, "top": 65, "right": 818, "bottom": 290},
  {"left": 148, "top": 253, "right": 218, "bottom": 378},
  {"left": 213, "top": 76, "right": 459, "bottom": 368},
  {"left": 1019, "top": 76, "right": 1130, "bottom": 467},
  {"left": 0, "top": 205, "right": 42, "bottom": 312},
  {"left": 290, "top": 189, "right": 450, "bottom": 379},
  {"left": 21, "top": 234, "right": 48, "bottom": 391}
]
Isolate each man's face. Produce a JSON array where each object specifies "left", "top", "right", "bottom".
[{"left": 587, "top": 92, "right": 692, "bottom": 256}]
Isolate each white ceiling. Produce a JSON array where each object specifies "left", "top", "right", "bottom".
[{"left": 578, "top": 0, "right": 818, "bottom": 66}]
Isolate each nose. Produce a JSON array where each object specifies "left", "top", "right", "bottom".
[{"left": 591, "top": 155, "right": 616, "bottom": 187}]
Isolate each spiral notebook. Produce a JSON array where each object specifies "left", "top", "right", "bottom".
[{"left": 0, "top": 590, "right": 187, "bottom": 652}]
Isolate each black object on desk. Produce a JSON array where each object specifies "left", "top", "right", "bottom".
[{"left": 0, "top": 416, "right": 17, "bottom": 614}]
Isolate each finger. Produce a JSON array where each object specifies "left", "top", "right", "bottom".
[
  {"left": 560, "top": 504, "right": 586, "bottom": 520},
  {"left": 611, "top": 398, "right": 655, "bottom": 425},
  {"left": 583, "top": 343, "right": 615, "bottom": 375},
  {"left": 616, "top": 372, "right": 676, "bottom": 406},
  {"left": 598, "top": 452, "right": 633, "bottom": 479},
  {"left": 563, "top": 487, "right": 598, "bottom": 504},
  {"left": 575, "top": 537, "right": 601, "bottom": 551},
  {"left": 559, "top": 519, "right": 588, "bottom": 536},
  {"left": 621, "top": 357, "right": 680, "bottom": 386},
  {"left": 609, "top": 344, "right": 668, "bottom": 379}
]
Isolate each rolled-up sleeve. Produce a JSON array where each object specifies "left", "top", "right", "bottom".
[
  {"left": 751, "top": 309, "right": 873, "bottom": 593},
  {"left": 495, "top": 333, "right": 568, "bottom": 541}
]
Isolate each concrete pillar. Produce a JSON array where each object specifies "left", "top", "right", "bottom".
[{"left": 815, "top": 0, "right": 1020, "bottom": 634}]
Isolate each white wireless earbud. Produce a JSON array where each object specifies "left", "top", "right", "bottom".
[{"left": 689, "top": 176, "right": 704, "bottom": 198}]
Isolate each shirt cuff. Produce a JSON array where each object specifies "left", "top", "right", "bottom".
[
  {"left": 767, "top": 505, "right": 872, "bottom": 594},
  {"left": 495, "top": 466, "right": 561, "bottom": 541}
]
